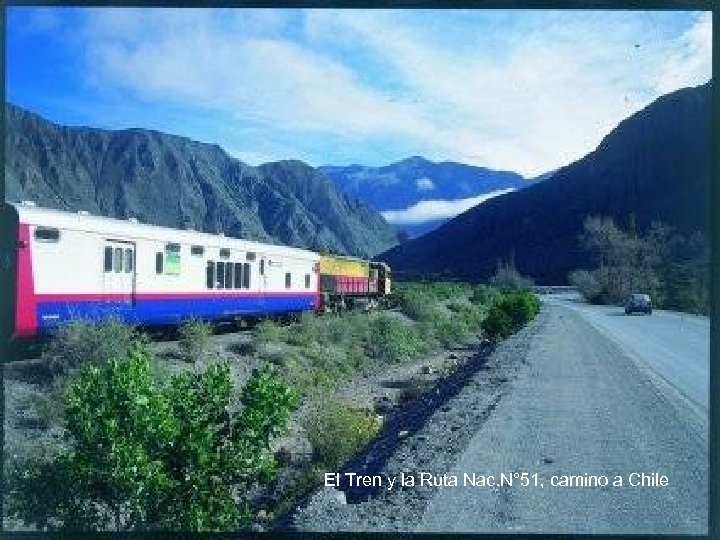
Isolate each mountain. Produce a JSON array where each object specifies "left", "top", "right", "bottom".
[
  {"left": 4, "top": 104, "right": 399, "bottom": 257},
  {"left": 320, "top": 157, "right": 532, "bottom": 237},
  {"left": 382, "top": 82, "right": 712, "bottom": 284}
]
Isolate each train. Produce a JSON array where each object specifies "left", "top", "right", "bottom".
[{"left": 1, "top": 201, "right": 392, "bottom": 340}]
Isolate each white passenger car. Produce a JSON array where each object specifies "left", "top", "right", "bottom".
[{"left": 1, "top": 202, "right": 320, "bottom": 338}]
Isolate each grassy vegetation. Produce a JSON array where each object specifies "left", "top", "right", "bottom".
[
  {"left": 41, "top": 318, "right": 140, "bottom": 380},
  {"left": 481, "top": 290, "right": 541, "bottom": 341},
  {"left": 8, "top": 281, "right": 542, "bottom": 531},
  {"left": 7, "top": 341, "right": 298, "bottom": 531},
  {"left": 303, "top": 398, "right": 382, "bottom": 471},
  {"left": 249, "top": 281, "right": 503, "bottom": 398},
  {"left": 177, "top": 318, "right": 213, "bottom": 363}
]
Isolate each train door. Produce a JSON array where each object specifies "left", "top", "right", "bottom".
[
  {"left": 102, "top": 240, "right": 136, "bottom": 305},
  {"left": 259, "top": 255, "right": 268, "bottom": 293}
]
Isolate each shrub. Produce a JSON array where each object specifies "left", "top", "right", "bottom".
[
  {"left": 254, "top": 319, "right": 284, "bottom": 345},
  {"left": 425, "top": 281, "right": 472, "bottom": 300},
  {"left": 489, "top": 261, "right": 534, "bottom": 291},
  {"left": 320, "top": 315, "right": 355, "bottom": 346},
  {"left": 501, "top": 291, "right": 540, "bottom": 329},
  {"left": 285, "top": 313, "right": 319, "bottom": 347},
  {"left": 366, "top": 314, "right": 428, "bottom": 364},
  {"left": 446, "top": 300, "right": 466, "bottom": 312},
  {"left": 7, "top": 341, "right": 298, "bottom": 531},
  {"left": 42, "top": 319, "right": 139, "bottom": 380},
  {"left": 568, "top": 269, "right": 604, "bottom": 304},
  {"left": 177, "top": 318, "right": 213, "bottom": 363},
  {"left": 481, "top": 290, "right": 540, "bottom": 341},
  {"left": 303, "top": 399, "right": 381, "bottom": 470},
  {"left": 470, "top": 285, "right": 501, "bottom": 306},
  {"left": 301, "top": 343, "right": 352, "bottom": 385},
  {"left": 397, "top": 290, "right": 438, "bottom": 322},
  {"left": 481, "top": 304, "right": 514, "bottom": 341},
  {"left": 431, "top": 312, "right": 470, "bottom": 347}
]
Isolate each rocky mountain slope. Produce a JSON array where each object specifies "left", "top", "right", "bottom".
[
  {"left": 382, "top": 82, "right": 712, "bottom": 283},
  {"left": 5, "top": 104, "right": 399, "bottom": 257},
  {"left": 320, "top": 157, "right": 532, "bottom": 237}
]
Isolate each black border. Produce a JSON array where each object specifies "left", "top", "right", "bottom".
[{"left": 1, "top": 2, "right": 717, "bottom": 539}]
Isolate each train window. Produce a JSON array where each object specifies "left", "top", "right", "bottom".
[
  {"left": 206, "top": 261, "right": 215, "bottom": 289},
  {"left": 305, "top": 274, "right": 311, "bottom": 289},
  {"left": 243, "top": 263, "right": 251, "bottom": 289},
  {"left": 124, "top": 248, "right": 134, "bottom": 273},
  {"left": 234, "top": 263, "right": 243, "bottom": 289},
  {"left": 285, "top": 272, "right": 292, "bottom": 289},
  {"left": 260, "top": 259, "right": 265, "bottom": 275},
  {"left": 224, "top": 262, "right": 233, "bottom": 289},
  {"left": 155, "top": 252, "right": 163, "bottom": 274},
  {"left": 216, "top": 261, "right": 225, "bottom": 288},
  {"left": 219, "top": 248, "right": 230, "bottom": 259},
  {"left": 191, "top": 245, "right": 204, "bottom": 256},
  {"left": 164, "top": 244, "right": 181, "bottom": 275},
  {"left": 34, "top": 227, "right": 60, "bottom": 242},
  {"left": 104, "top": 246, "right": 113, "bottom": 272},
  {"left": 246, "top": 252, "right": 256, "bottom": 261},
  {"left": 113, "top": 247, "right": 123, "bottom": 273}
]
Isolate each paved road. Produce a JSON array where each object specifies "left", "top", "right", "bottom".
[
  {"left": 418, "top": 301, "right": 708, "bottom": 534},
  {"left": 543, "top": 294, "right": 709, "bottom": 420}
]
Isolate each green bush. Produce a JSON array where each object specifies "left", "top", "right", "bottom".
[
  {"left": 501, "top": 291, "right": 541, "bottom": 329},
  {"left": 431, "top": 312, "right": 470, "bottom": 347},
  {"left": 481, "top": 291, "right": 540, "bottom": 340},
  {"left": 42, "top": 319, "right": 140, "bottom": 380},
  {"left": 470, "top": 285, "right": 501, "bottom": 306},
  {"left": 366, "top": 314, "right": 429, "bottom": 364},
  {"left": 397, "top": 291, "right": 438, "bottom": 322},
  {"left": 489, "top": 261, "right": 535, "bottom": 291},
  {"left": 303, "top": 399, "right": 381, "bottom": 470},
  {"left": 7, "top": 341, "right": 298, "bottom": 531},
  {"left": 177, "top": 318, "right": 213, "bottom": 363},
  {"left": 424, "top": 281, "right": 472, "bottom": 300},
  {"left": 481, "top": 304, "right": 514, "bottom": 340},
  {"left": 254, "top": 319, "right": 284, "bottom": 345},
  {"left": 285, "top": 313, "right": 319, "bottom": 347}
]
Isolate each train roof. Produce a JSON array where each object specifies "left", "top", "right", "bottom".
[
  {"left": 320, "top": 253, "right": 391, "bottom": 268},
  {"left": 5, "top": 201, "right": 319, "bottom": 258}
]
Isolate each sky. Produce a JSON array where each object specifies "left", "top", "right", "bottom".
[{"left": 6, "top": 8, "right": 713, "bottom": 179}]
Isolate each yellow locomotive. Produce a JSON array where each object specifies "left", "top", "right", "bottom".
[{"left": 318, "top": 254, "right": 391, "bottom": 311}]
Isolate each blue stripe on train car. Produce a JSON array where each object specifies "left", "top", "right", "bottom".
[{"left": 36, "top": 294, "right": 316, "bottom": 332}]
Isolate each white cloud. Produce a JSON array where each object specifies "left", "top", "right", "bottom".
[
  {"left": 303, "top": 10, "right": 712, "bottom": 175},
  {"left": 73, "top": 9, "right": 711, "bottom": 176},
  {"left": 381, "top": 188, "right": 515, "bottom": 225},
  {"left": 656, "top": 12, "right": 712, "bottom": 94},
  {"left": 416, "top": 177, "right": 435, "bottom": 191},
  {"left": 81, "top": 10, "right": 434, "bottom": 142}
]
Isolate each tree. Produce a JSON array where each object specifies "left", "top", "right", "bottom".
[
  {"left": 6, "top": 341, "right": 298, "bottom": 531},
  {"left": 572, "top": 215, "right": 708, "bottom": 314},
  {"left": 489, "top": 259, "right": 534, "bottom": 291}
]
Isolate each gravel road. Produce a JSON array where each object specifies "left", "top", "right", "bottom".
[{"left": 290, "top": 301, "right": 708, "bottom": 534}]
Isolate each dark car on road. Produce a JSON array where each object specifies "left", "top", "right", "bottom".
[{"left": 624, "top": 293, "right": 652, "bottom": 315}]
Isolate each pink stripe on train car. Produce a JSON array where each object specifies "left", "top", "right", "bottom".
[
  {"left": 15, "top": 223, "right": 38, "bottom": 338},
  {"left": 35, "top": 291, "right": 319, "bottom": 302}
]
